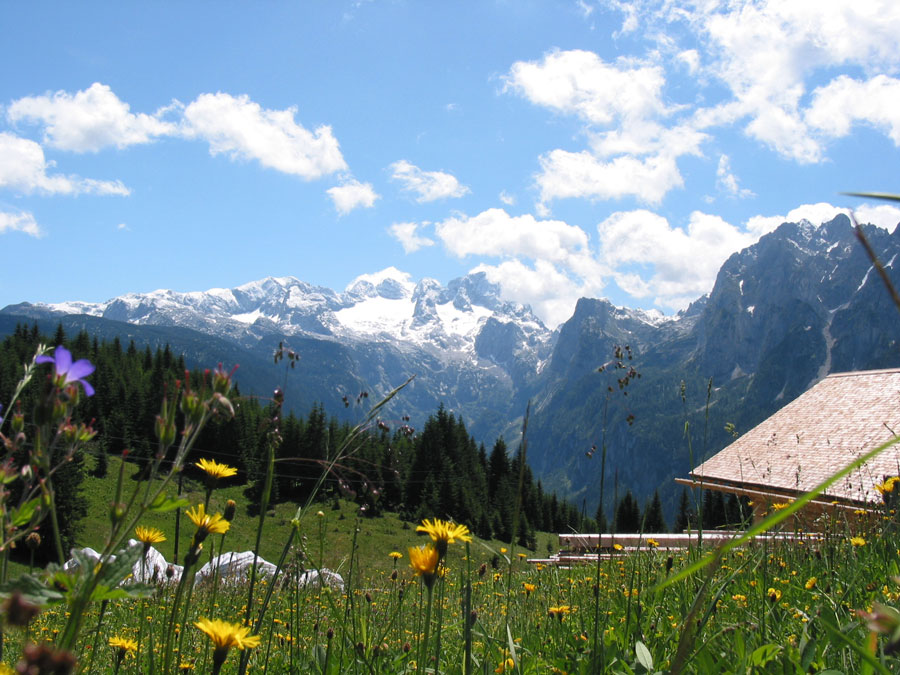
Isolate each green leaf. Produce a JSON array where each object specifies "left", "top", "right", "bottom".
[
  {"left": 844, "top": 191, "right": 900, "bottom": 203},
  {"left": 0, "top": 572, "right": 65, "bottom": 606},
  {"left": 148, "top": 493, "right": 190, "bottom": 513},
  {"left": 634, "top": 641, "right": 653, "bottom": 671},
  {"left": 749, "top": 644, "right": 781, "bottom": 668},
  {"left": 11, "top": 497, "right": 42, "bottom": 527},
  {"left": 93, "top": 543, "right": 143, "bottom": 589},
  {"left": 313, "top": 644, "right": 327, "bottom": 672},
  {"left": 506, "top": 624, "right": 518, "bottom": 667}
]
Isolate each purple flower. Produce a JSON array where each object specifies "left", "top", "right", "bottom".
[{"left": 36, "top": 346, "right": 95, "bottom": 397}]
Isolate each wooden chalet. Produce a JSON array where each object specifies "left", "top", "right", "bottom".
[{"left": 676, "top": 368, "right": 900, "bottom": 526}]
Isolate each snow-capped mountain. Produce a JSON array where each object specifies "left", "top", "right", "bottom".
[
  {"left": 2, "top": 267, "right": 563, "bottom": 440},
  {"left": 6, "top": 214, "right": 900, "bottom": 521},
  {"left": 11, "top": 267, "right": 553, "bottom": 360}
]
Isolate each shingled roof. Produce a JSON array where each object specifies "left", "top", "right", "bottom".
[{"left": 686, "top": 368, "right": 900, "bottom": 506}]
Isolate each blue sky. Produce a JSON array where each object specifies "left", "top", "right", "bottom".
[{"left": 2, "top": 1, "right": 900, "bottom": 327}]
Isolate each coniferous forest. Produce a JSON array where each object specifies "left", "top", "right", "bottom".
[{"left": 0, "top": 323, "right": 592, "bottom": 558}]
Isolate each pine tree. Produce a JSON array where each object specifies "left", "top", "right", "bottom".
[
  {"left": 614, "top": 491, "right": 641, "bottom": 533},
  {"left": 642, "top": 491, "right": 668, "bottom": 533},
  {"left": 674, "top": 488, "right": 693, "bottom": 533}
]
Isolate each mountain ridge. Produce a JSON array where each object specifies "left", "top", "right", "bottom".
[{"left": 5, "top": 214, "right": 900, "bottom": 519}]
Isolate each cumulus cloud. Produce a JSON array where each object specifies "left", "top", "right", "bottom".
[
  {"left": 744, "top": 202, "right": 848, "bottom": 238},
  {"left": 806, "top": 75, "right": 900, "bottom": 145},
  {"left": 389, "top": 160, "right": 469, "bottom": 202},
  {"left": 327, "top": 179, "right": 379, "bottom": 215},
  {"left": 597, "top": 209, "right": 756, "bottom": 309},
  {"left": 473, "top": 258, "right": 604, "bottom": 328},
  {"left": 536, "top": 150, "right": 684, "bottom": 204},
  {"left": 435, "top": 208, "right": 591, "bottom": 265},
  {"left": 0, "top": 132, "right": 130, "bottom": 196},
  {"left": 693, "top": 0, "right": 900, "bottom": 161},
  {"left": 745, "top": 202, "right": 900, "bottom": 238},
  {"left": 388, "top": 221, "right": 435, "bottom": 253},
  {"left": 7, "top": 82, "right": 175, "bottom": 152},
  {"left": 0, "top": 209, "right": 42, "bottom": 237},
  {"left": 182, "top": 93, "right": 347, "bottom": 180},
  {"left": 505, "top": 49, "right": 669, "bottom": 126},
  {"left": 505, "top": 49, "right": 705, "bottom": 205}
]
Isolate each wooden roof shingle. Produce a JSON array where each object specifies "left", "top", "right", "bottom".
[{"left": 689, "top": 368, "right": 900, "bottom": 505}]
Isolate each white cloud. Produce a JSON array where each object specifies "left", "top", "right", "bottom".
[
  {"left": 744, "top": 201, "right": 900, "bottom": 238},
  {"left": 505, "top": 49, "right": 669, "bottom": 126},
  {"left": 597, "top": 209, "right": 756, "bottom": 309},
  {"left": 435, "top": 208, "right": 592, "bottom": 266},
  {"left": 536, "top": 149, "right": 684, "bottom": 204},
  {"left": 806, "top": 75, "right": 900, "bottom": 145},
  {"left": 389, "top": 160, "right": 469, "bottom": 202},
  {"left": 716, "top": 154, "right": 754, "bottom": 198},
  {"left": 506, "top": 48, "right": 705, "bottom": 205},
  {"left": 694, "top": 0, "right": 900, "bottom": 161},
  {"left": 327, "top": 179, "right": 379, "bottom": 215},
  {"left": 744, "top": 202, "right": 848, "bottom": 238},
  {"left": 7, "top": 82, "right": 175, "bottom": 152},
  {"left": 0, "top": 132, "right": 130, "bottom": 196},
  {"left": 388, "top": 221, "right": 435, "bottom": 253},
  {"left": 472, "top": 258, "right": 604, "bottom": 328},
  {"left": 182, "top": 93, "right": 347, "bottom": 180},
  {"left": 0, "top": 209, "right": 42, "bottom": 237},
  {"left": 853, "top": 203, "right": 900, "bottom": 231},
  {"left": 676, "top": 49, "right": 699, "bottom": 75}
]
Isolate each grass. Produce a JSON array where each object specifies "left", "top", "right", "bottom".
[
  {"left": 76, "top": 454, "right": 556, "bottom": 577},
  {"left": 5, "top": 453, "right": 898, "bottom": 673}
]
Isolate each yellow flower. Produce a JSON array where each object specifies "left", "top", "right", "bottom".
[
  {"left": 195, "top": 458, "right": 238, "bottom": 481},
  {"left": 850, "top": 536, "right": 866, "bottom": 547},
  {"left": 805, "top": 577, "right": 817, "bottom": 590},
  {"left": 613, "top": 543, "right": 624, "bottom": 551},
  {"left": 409, "top": 544, "right": 440, "bottom": 589},
  {"left": 500, "top": 547, "right": 508, "bottom": 554},
  {"left": 109, "top": 636, "right": 137, "bottom": 655},
  {"left": 876, "top": 476, "right": 900, "bottom": 495},
  {"left": 495, "top": 656, "right": 515, "bottom": 673},
  {"left": 135, "top": 526, "right": 166, "bottom": 545},
  {"left": 523, "top": 582, "right": 536, "bottom": 595},
  {"left": 548, "top": 605, "right": 571, "bottom": 620},
  {"left": 389, "top": 551, "right": 403, "bottom": 560},
  {"left": 186, "top": 504, "right": 230, "bottom": 542},
  {"left": 416, "top": 518, "right": 472, "bottom": 558},
  {"left": 647, "top": 538, "right": 660, "bottom": 548},
  {"left": 772, "top": 502, "right": 790, "bottom": 511},
  {"left": 767, "top": 588, "right": 782, "bottom": 602},
  {"left": 194, "top": 617, "right": 260, "bottom": 669}
]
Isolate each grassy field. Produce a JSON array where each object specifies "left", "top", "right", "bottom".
[
  {"left": 2, "top": 451, "right": 899, "bottom": 673},
  {"left": 73, "top": 454, "right": 557, "bottom": 577}
]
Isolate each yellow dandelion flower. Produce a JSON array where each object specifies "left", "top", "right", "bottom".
[
  {"left": 876, "top": 476, "right": 900, "bottom": 495},
  {"left": 195, "top": 617, "right": 260, "bottom": 671},
  {"left": 135, "top": 526, "right": 166, "bottom": 545},
  {"left": 186, "top": 504, "right": 230, "bottom": 542},
  {"left": 416, "top": 518, "right": 472, "bottom": 558},
  {"left": 109, "top": 636, "right": 137, "bottom": 655},
  {"left": 850, "top": 536, "right": 866, "bottom": 547},
  {"left": 805, "top": 577, "right": 817, "bottom": 590},
  {"left": 495, "top": 656, "right": 515, "bottom": 673},
  {"left": 389, "top": 551, "right": 403, "bottom": 560},
  {"left": 548, "top": 605, "right": 571, "bottom": 620},
  {"left": 523, "top": 582, "right": 536, "bottom": 595},
  {"left": 772, "top": 502, "right": 790, "bottom": 511},
  {"left": 195, "top": 458, "right": 238, "bottom": 481},
  {"left": 500, "top": 547, "right": 508, "bottom": 554},
  {"left": 613, "top": 543, "right": 624, "bottom": 551},
  {"left": 647, "top": 538, "right": 660, "bottom": 548},
  {"left": 767, "top": 588, "right": 782, "bottom": 602},
  {"left": 409, "top": 544, "right": 440, "bottom": 589}
]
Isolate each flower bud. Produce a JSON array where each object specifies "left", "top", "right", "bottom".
[{"left": 223, "top": 500, "right": 237, "bottom": 523}]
